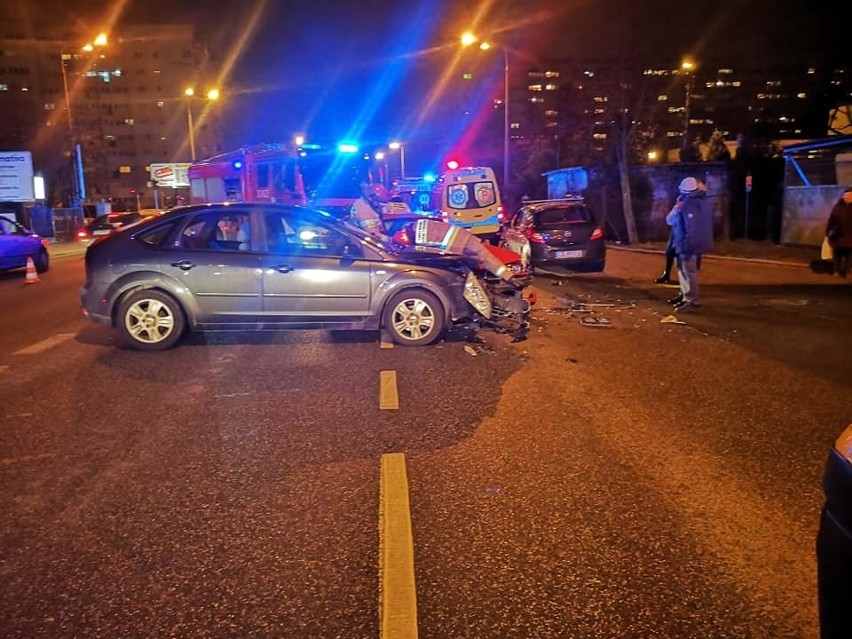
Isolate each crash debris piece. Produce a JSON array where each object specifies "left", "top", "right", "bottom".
[
  {"left": 464, "top": 345, "right": 478, "bottom": 356},
  {"left": 580, "top": 316, "right": 612, "bottom": 328},
  {"left": 660, "top": 314, "right": 686, "bottom": 325}
]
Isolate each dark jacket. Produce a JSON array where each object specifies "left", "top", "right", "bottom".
[
  {"left": 666, "top": 191, "right": 713, "bottom": 256},
  {"left": 826, "top": 198, "right": 852, "bottom": 249}
]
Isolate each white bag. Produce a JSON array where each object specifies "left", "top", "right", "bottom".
[{"left": 821, "top": 237, "right": 834, "bottom": 261}]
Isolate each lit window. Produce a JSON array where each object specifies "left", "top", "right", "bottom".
[
  {"left": 529, "top": 97, "right": 544, "bottom": 103},
  {"left": 594, "top": 108, "right": 605, "bottom": 114},
  {"left": 0, "top": 84, "right": 7, "bottom": 91},
  {"left": 21, "top": 87, "right": 29, "bottom": 92},
  {"left": 797, "top": 92, "right": 806, "bottom": 99},
  {"left": 545, "top": 71, "right": 560, "bottom": 78},
  {"left": 732, "top": 81, "right": 741, "bottom": 87},
  {"left": 545, "top": 84, "right": 557, "bottom": 91},
  {"left": 157, "top": 100, "right": 164, "bottom": 107},
  {"left": 528, "top": 84, "right": 542, "bottom": 91},
  {"left": 658, "top": 94, "right": 668, "bottom": 101},
  {"left": 807, "top": 68, "right": 816, "bottom": 74},
  {"left": 592, "top": 133, "right": 607, "bottom": 140},
  {"left": 593, "top": 96, "right": 608, "bottom": 103},
  {"left": 510, "top": 122, "right": 520, "bottom": 129},
  {"left": 124, "top": 118, "right": 135, "bottom": 125},
  {"left": 44, "top": 103, "right": 55, "bottom": 110}
]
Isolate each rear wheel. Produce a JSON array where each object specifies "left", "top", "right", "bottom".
[
  {"left": 117, "top": 290, "right": 186, "bottom": 351},
  {"left": 383, "top": 289, "right": 446, "bottom": 346}
]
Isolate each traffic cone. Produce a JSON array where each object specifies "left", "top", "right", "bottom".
[{"left": 24, "top": 257, "right": 40, "bottom": 284}]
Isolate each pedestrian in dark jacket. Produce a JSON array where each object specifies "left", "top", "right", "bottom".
[
  {"left": 666, "top": 176, "right": 714, "bottom": 311},
  {"left": 826, "top": 188, "right": 852, "bottom": 278}
]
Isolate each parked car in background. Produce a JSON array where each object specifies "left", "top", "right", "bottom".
[
  {"left": 817, "top": 423, "right": 852, "bottom": 639},
  {"left": 0, "top": 216, "right": 49, "bottom": 273},
  {"left": 80, "top": 203, "right": 509, "bottom": 350},
  {"left": 76, "top": 212, "right": 146, "bottom": 245},
  {"left": 501, "top": 197, "right": 605, "bottom": 274}
]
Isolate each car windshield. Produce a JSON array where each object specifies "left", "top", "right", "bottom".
[{"left": 536, "top": 206, "right": 592, "bottom": 225}]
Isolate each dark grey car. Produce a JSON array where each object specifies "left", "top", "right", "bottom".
[
  {"left": 501, "top": 197, "right": 606, "bottom": 274},
  {"left": 80, "top": 203, "right": 486, "bottom": 350}
]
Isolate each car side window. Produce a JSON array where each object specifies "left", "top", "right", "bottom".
[
  {"left": 180, "top": 210, "right": 251, "bottom": 251},
  {"left": 264, "top": 211, "right": 360, "bottom": 258},
  {"left": 0, "top": 218, "right": 22, "bottom": 235}
]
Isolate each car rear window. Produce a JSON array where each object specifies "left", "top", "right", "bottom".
[{"left": 536, "top": 206, "right": 592, "bottom": 225}]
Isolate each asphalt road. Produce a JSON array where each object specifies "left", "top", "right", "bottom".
[{"left": 0, "top": 247, "right": 849, "bottom": 638}]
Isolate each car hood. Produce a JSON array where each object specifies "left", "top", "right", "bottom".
[{"left": 392, "top": 246, "right": 473, "bottom": 270}]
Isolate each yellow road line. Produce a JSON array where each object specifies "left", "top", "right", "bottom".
[
  {"left": 13, "top": 333, "right": 76, "bottom": 355},
  {"left": 379, "top": 452, "right": 418, "bottom": 639},
  {"left": 379, "top": 370, "right": 399, "bottom": 410}
]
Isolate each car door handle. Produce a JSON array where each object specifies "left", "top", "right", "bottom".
[
  {"left": 170, "top": 260, "right": 196, "bottom": 271},
  {"left": 272, "top": 264, "right": 294, "bottom": 273}
]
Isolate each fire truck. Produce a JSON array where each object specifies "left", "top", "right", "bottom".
[
  {"left": 188, "top": 142, "right": 378, "bottom": 218},
  {"left": 188, "top": 144, "right": 307, "bottom": 205}
]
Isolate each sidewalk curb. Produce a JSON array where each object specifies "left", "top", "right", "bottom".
[{"left": 607, "top": 243, "right": 811, "bottom": 269}]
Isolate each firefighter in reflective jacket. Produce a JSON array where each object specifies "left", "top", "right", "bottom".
[
  {"left": 392, "top": 218, "right": 514, "bottom": 281},
  {"left": 349, "top": 182, "right": 390, "bottom": 241}
]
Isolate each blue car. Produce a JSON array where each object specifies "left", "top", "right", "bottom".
[{"left": 0, "top": 216, "right": 49, "bottom": 273}]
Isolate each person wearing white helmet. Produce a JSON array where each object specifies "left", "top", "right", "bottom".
[
  {"left": 349, "top": 182, "right": 390, "bottom": 241},
  {"left": 666, "top": 176, "right": 714, "bottom": 311}
]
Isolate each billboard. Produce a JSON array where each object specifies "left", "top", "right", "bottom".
[
  {"left": 0, "top": 151, "right": 35, "bottom": 202},
  {"left": 150, "top": 163, "right": 191, "bottom": 188}
]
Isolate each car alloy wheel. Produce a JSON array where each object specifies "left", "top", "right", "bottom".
[
  {"left": 118, "top": 290, "right": 186, "bottom": 351},
  {"left": 384, "top": 289, "right": 446, "bottom": 346}
]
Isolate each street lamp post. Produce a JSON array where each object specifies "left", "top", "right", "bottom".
[
  {"left": 681, "top": 58, "right": 696, "bottom": 142},
  {"left": 389, "top": 141, "right": 405, "bottom": 179},
  {"left": 184, "top": 87, "right": 220, "bottom": 162},
  {"left": 461, "top": 33, "right": 510, "bottom": 191},
  {"left": 60, "top": 33, "right": 108, "bottom": 208}
]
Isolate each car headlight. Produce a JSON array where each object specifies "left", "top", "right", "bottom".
[{"left": 463, "top": 271, "right": 492, "bottom": 319}]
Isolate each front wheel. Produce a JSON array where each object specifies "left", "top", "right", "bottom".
[
  {"left": 35, "top": 248, "right": 49, "bottom": 273},
  {"left": 117, "top": 289, "right": 186, "bottom": 351},
  {"left": 383, "top": 289, "right": 446, "bottom": 346}
]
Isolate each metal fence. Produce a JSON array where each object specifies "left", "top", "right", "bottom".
[{"left": 48, "top": 208, "right": 86, "bottom": 242}]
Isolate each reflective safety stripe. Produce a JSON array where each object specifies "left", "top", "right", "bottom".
[
  {"left": 495, "top": 265, "right": 508, "bottom": 278},
  {"left": 440, "top": 225, "right": 460, "bottom": 250}
]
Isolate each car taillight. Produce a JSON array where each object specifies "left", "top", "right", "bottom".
[
  {"left": 497, "top": 205, "right": 504, "bottom": 222},
  {"left": 590, "top": 226, "right": 604, "bottom": 240},
  {"left": 525, "top": 228, "right": 546, "bottom": 244},
  {"left": 440, "top": 209, "right": 449, "bottom": 221},
  {"left": 77, "top": 229, "right": 89, "bottom": 239}
]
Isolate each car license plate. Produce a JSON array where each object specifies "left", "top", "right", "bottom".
[{"left": 554, "top": 249, "right": 584, "bottom": 259}]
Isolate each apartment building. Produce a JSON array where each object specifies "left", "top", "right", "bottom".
[{"left": 0, "top": 23, "right": 219, "bottom": 208}]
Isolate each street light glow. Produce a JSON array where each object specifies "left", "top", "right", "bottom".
[
  {"left": 388, "top": 141, "right": 401, "bottom": 150},
  {"left": 206, "top": 88, "right": 220, "bottom": 100},
  {"left": 460, "top": 32, "right": 477, "bottom": 47},
  {"left": 479, "top": 41, "right": 492, "bottom": 51},
  {"left": 184, "top": 87, "right": 195, "bottom": 97},
  {"left": 93, "top": 33, "right": 108, "bottom": 47}
]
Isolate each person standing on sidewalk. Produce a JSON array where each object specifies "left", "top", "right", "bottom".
[
  {"left": 666, "top": 176, "right": 714, "bottom": 312},
  {"left": 826, "top": 188, "right": 852, "bottom": 278}
]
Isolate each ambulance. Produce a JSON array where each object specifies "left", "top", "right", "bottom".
[{"left": 430, "top": 166, "right": 504, "bottom": 242}]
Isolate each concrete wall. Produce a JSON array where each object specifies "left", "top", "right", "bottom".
[{"left": 781, "top": 186, "right": 847, "bottom": 246}]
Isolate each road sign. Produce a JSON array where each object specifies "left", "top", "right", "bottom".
[{"left": 0, "top": 151, "right": 35, "bottom": 201}]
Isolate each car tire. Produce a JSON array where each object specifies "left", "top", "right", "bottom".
[
  {"left": 117, "top": 289, "right": 186, "bottom": 351},
  {"left": 35, "top": 248, "right": 49, "bottom": 273},
  {"left": 383, "top": 288, "right": 446, "bottom": 346}
]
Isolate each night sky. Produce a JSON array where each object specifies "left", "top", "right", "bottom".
[{"left": 4, "top": 0, "right": 844, "bottom": 170}]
